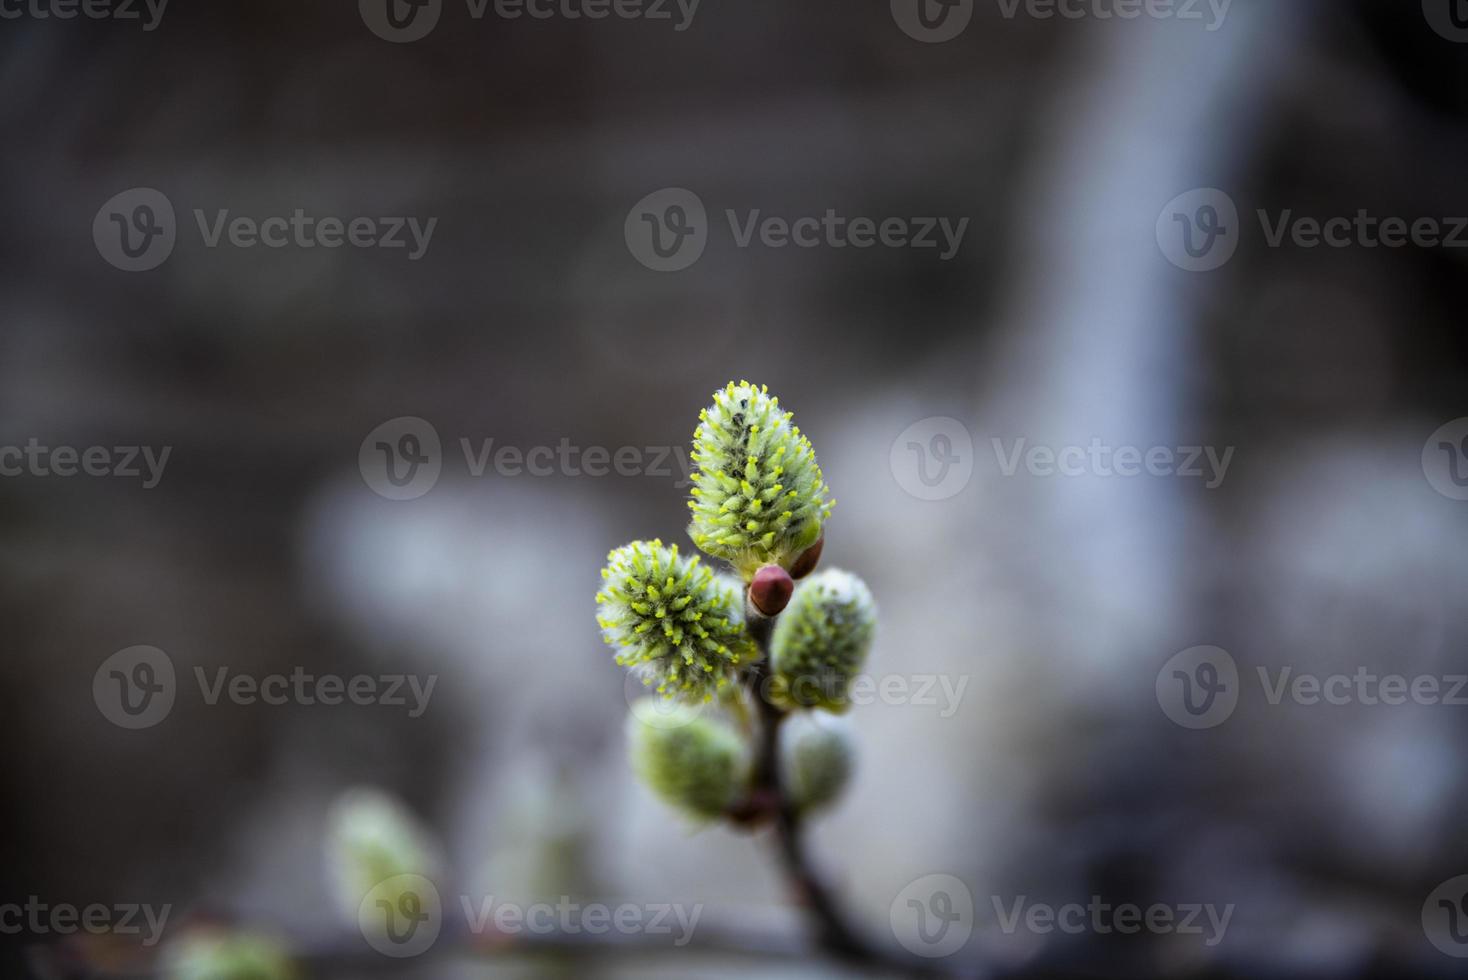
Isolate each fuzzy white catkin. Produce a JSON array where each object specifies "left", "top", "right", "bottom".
[
  {"left": 324, "top": 787, "right": 443, "bottom": 928},
  {"left": 163, "top": 929, "right": 298, "bottom": 980},
  {"left": 770, "top": 569, "right": 877, "bottom": 712},
  {"left": 781, "top": 712, "right": 855, "bottom": 814},
  {"left": 627, "top": 702, "right": 750, "bottom": 819}
]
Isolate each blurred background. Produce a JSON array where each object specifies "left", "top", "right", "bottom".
[{"left": 4, "top": 0, "right": 1468, "bottom": 976}]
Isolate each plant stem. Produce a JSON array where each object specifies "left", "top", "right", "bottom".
[
  {"left": 744, "top": 613, "right": 968, "bottom": 976},
  {"left": 744, "top": 622, "right": 876, "bottom": 965}
]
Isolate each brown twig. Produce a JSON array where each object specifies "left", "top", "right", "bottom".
[
  {"left": 748, "top": 658, "right": 866, "bottom": 957},
  {"left": 740, "top": 612, "right": 966, "bottom": 977}
]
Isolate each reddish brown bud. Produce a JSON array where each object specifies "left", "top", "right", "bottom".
[
  {"left": 789, "top": 536, "right": 824, "bottom": 580},
  {"left": 725, "top": 786, "right": 781, "bottom": 829},
  {"left": 749, "top": 564, "right": 794, "bottom": 617}
]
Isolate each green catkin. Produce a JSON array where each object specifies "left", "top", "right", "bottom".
[
  {"left": 687, "top": 382, "right": 834, "bottom": 578},
  {"left": 769, "top": 569, "right": 876, "bottom": 712},
  {"left": 591, "top": 386, "right": 872, "bottom": 827},
  {"left": 164, "top": 931, "right": 298, "bottom": 980},
  {"left": 325, "top": 788, "right": 441, "bottom": 926},
  {"left": 596, "top": 539, "right": 757, "bottom": 702},
  {"left": 781, "top": 712, "right": 855, "bottom": 814},
  {"left": 627, "top": 704, "right": 749, "bottom": 818}
]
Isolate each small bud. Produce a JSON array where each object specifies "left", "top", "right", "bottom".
[
  {"left": 788, "top": 535, "right": 824, "bottom": 580},
  {"left": 725, "top": 785, "right": 781, "bottom": 828},
  {"left": 749, "top": 564, "right": 794, "bottom": 617},
  {"left": 627, "top": 702, "right": 750, "bottom": 819},
  {"left": 164, "top": 928, "right": 298, "bottom": 980},
  {"left": 325, "top": 788, "right": 443, "bottom": 929},
  {"left": 597, "top": 539, "right": 757, "bottom": 702},
  {"left": 687, "top": 381, "right": 834, "bottom": 578},
  {"left": 769, "top": 569, "right": 876, "bottom": 712},
  {"left": 781, "top": 712, "right": 855, "bottom": 814}
]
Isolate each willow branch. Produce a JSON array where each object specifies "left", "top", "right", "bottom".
[{"left": 739, "top": 610, "right": 962, "bottom": 977}]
